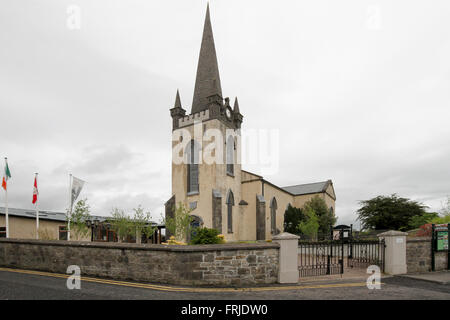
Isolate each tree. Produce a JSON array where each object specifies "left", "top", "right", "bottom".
[
  {"left": 164, "top": 202, "right": 194, "bottom": 242},
  {"left": 304, "top": 196, "right": 336, "bottom": 235},
  {"left": 428, "top": 196, "right": 450, "bottom": 225},
  {"left": 298, "top": 207, "right": 319, "bottom": 240},
  {"left": 409, "top": 212, "right": 439, "bottom": 229},
  {"left": 132, "top": 206, "right": 157, "bottom": 244},
  {"left": 356, "top": 194, "right": 429, "bottom": 231},
  {"left": 109, "top": 208, "right": 132, "bottom": 243},
  {"left": 440, "top": 196, "right": 450, "bottom": 216},
  {"left": 67, "top": 199, "right": 92, "bottom": 240},
  {"left": 283, "top": 204, "right": 306, "bottom": 235}
]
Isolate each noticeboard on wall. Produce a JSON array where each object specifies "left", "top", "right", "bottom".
[{"left": 436, "top": 231, "right": 448, "bottom": 251}]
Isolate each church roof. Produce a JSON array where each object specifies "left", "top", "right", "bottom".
[
  {"left": 0, "top": 207, "right": 105, "bottom": 222},
  {"left": 191, "top": 4, "right": 223, "bottom": 114},
  {"left": 282, "top": 180, "right": 333, "bottom": 196}
]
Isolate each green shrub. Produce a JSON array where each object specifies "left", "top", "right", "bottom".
[{"left": 190, "top": 228, "right": 223, "bottom": 245}]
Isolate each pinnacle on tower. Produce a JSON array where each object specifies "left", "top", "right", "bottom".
[
  {"left": 174, "top": 89, "right": 182, "bottom": 109},
  {"left": 191, "top": 4, "right": 223, "bottom": 114},
  {"left": 233, "top": 97, "right": 240, "bottom": 114},
  {"left": 170, "top": 89, "right": 186, "bottom": 129}
]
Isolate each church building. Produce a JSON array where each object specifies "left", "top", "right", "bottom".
[{"left": 165, "top": 5, "right": 336, "bottom": 242}]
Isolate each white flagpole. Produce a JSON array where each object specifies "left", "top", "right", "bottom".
[
  {"left": 35, "top": 173, "right": 39, "bottom": 240},
  {"left": 68, "top": 173, "right": 72, "bottom": 241},
  {"left": 5, "top": 157, "right": 9, "bottom": 239}
]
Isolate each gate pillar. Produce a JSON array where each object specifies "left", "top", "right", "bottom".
[
  {"left": 378, "top": 230, "right": 408, "bottom": 275},
  {"left": 273, "top": 232, "right": 300, "bottom": 283}
]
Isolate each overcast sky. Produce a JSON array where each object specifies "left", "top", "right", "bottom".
[{"left": 1, "top": 0, "right": 449, "bottom": 226}]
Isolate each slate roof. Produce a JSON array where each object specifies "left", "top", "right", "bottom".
[
  {"left": 0, "top": 207, "right": 107, "bottom": 223},
  {"left": 0, "top": 207, "right": 164, "bottom": 227},
  {"left": 282, "top": 180, "right": 332, "bottom": 196}
]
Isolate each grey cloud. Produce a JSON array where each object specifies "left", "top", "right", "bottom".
[{"left": 1, "top": 0, "right": 449, "bottom": 227}]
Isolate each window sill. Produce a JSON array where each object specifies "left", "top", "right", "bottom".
[
  {"left": 226, "top": 173, "right": 235, "bottom": 178},
  {"left": 187, "top": 191, "right": 199, "bottom": 196}
]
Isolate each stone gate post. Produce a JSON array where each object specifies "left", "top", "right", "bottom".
[
  {"left": 273, "top": 232, "right": 300, "bottom": 283},
  {"left": 378, "top": 230, "right": 408, "bottom": 275}
]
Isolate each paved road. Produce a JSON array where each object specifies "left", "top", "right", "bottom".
[{"left": 0, "top": 268, "right": 449, "bottom": 300}]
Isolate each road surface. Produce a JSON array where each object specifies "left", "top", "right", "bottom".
[{"left": 0, "top": 267, "right": 449, "bottom": 300}]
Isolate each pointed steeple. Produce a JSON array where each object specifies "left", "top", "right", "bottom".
[
  {"left": 233, "top": 97, "right": 240, "bottom": 114},
  {"left": 174, "top": 89, "right": 182, "bottom": 109},
  {"left": 191, "top": 3, "right": 223, "bottom": 114}
]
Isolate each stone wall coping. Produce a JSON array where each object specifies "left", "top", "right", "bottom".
[
  {"left": 378, "top": 230, "right": 408, "bottom": 237},
  {"left": 0, "top": 238, "right": 279, "bottom": 252},
  {"left": 272, "top": 232, "right": 300, "bottom": 240},
  {"left": 406, "top": 237, "right": 432, "bottom": 243}
]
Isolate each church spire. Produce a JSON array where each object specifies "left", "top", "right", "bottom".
[{"left": 191, "top": 3, "right": 223, "bottom": 114}]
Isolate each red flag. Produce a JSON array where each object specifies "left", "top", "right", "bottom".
[{"left": 32, "top": 176, "right": 38, "bottom": 204}]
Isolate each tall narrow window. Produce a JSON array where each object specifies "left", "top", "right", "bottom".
[
  {"left": 187, "top": 140, "right": 199, "bottom": 194},
  {"left": 227, "top": 190, "right": 234, "bottom": 233},
  {"left": 270, "top": 197, "right": 277, "bottom": 235},
  {"left": 226, "top": 135, "right": 234, "bottom": 176}
]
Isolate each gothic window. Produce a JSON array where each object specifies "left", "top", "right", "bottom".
[
  {"left": 270, "top": 197, "right": 278, "bottom": 235},
  {"left": 226, "top": 190, "right": 234, "bottom": 233},
  {"left": 226, "top": 135, "right": 234, "bottom": 176},
  {"left": 186, "top": 140, "right": 200, "bottom": 194}
]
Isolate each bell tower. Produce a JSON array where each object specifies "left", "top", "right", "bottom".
[{"left": 169, "top": 4, "right": 244, "bottom": 241}]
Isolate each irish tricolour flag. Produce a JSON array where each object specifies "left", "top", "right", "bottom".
[{"left": 2, "top": 159, "right": 11, "bottom": 190}]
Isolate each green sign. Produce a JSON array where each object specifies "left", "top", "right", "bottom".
[{"left": 436, "top": 231, "right": 448, "bottom": 251}]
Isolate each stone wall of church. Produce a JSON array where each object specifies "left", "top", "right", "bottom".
[
  {"left": 240, "top": 180, "right": 262, "bottom": 241},
  {"left": 0, "top": 239, "right": 279, "bottom": 286},
  {"left": 261, "top": 183, "right": 294, "bottom": 240},
  {"left": 171, "top": 119, "right": 243, "bottom": 242}
]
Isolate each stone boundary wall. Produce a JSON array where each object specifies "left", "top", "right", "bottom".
[
  {"left": 0, "top": 239, "right": 279, "bottom": 286},
  {"left": 406, "top": 237, "right": 447, "bottom": 273}
]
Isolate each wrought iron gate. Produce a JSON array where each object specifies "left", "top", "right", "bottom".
[{"left": 298, "top": 238, "right": 385, "bottom": 277}]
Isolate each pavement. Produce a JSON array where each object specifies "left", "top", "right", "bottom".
[
  {"left": 396, "top": 271, "right": 450, "bottom": 285},
  {"left": 0, "top": 267, "right": 450, "bottom": 300}
]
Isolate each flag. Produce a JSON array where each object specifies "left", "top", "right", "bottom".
[
  {"left": 2, "top": 160, "right": 11, "bottom": 190},
  {"left": 32, "top": 176, "right": 38, "bottom": 204},
  {"left": 71, "top": 176, "right": 85, "bottom": 208}
]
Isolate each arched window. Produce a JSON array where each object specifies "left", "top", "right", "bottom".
[
  {"left": 330, "top": 207, "right": 334, "bottom": 216},
  {"left": 270, "top": 197, "right": 277, "bottom": 235},
  {"left": 226, "top": 135, "right": 234, "bottom": 176},
  {"left": 186, "top": 140, "right": 200, "bottom": 194},
  {"left": 226, "top": 190, "right": 234, "bottom": 233}
]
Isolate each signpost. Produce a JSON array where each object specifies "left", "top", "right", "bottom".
[{"left": 431, "top": 224, "right": 450, "bottom": 271}]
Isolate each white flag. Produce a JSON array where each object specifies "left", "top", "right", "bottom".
[{"left": 71, "top": 176, "right": 85, "bottom": 208}]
